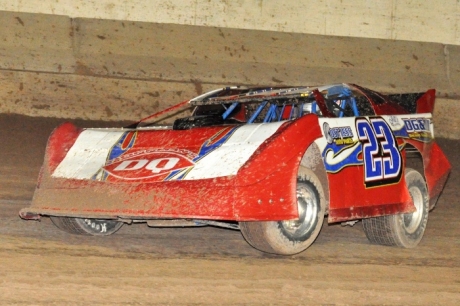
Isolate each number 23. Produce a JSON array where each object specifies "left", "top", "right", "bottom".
[{"left": 356, "top": 117, "right": 402, "bottom": 186}]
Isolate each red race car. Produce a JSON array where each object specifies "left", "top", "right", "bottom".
[{"left": 20, "top": 84, "right": 451, "bottom": 255}]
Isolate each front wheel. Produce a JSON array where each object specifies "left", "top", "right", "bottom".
[
  {"left": 362, "top": 168, "right": 429, "bottom": 248},
  {"left": 50, "top": 217, "right": 123, "bottom": 236},
  {"left": 239, "top": 169, "right": 326, "bottom": 255}
]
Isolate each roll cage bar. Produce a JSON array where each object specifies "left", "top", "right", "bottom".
[{"left": 192, "top": 84, "right": 361, "bottom": 123}]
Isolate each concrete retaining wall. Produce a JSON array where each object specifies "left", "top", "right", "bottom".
[
  {"left": 0, "top": 11, "right": 459, "bottom": 138},
  {"left": 1, "top": 0, "right": 460, "bottom": 45}
]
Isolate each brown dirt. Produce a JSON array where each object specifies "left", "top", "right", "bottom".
[{"left": 0, "top": 113, "right": 459, "bottom": 305}]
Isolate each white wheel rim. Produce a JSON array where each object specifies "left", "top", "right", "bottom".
[
  {"left": 281, "top": 184, "right": 319, "bottom": 238},
  {"left": 403, "top": 185, "right": 424, "bottom": 234},
  {"left": 75, "top": 218, "right": 120, "bottom": 235}
]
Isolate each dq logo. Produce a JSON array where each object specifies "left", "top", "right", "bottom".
[{"left": 103, "top": 151, "right": 195, "bottom": 180}]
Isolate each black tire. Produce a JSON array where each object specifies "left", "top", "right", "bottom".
[
  {"left": 362, "top": 168, "right": 429, "bottom": 248},
  {"left": 239, "top": 168, "right": 326, "bottom": 255},
  {"left": 50, "top": 216, "right": 123, "bottom": 236}
]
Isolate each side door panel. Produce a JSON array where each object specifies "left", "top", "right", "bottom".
[{"left": 315, "top": 115, "right": 429, "bottom": 222}]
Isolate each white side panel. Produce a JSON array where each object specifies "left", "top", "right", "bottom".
[
  {"left": 184, "top": 122, "right": 284, "bottom": 180},
  {"left": 52, "top": 130, "right": 124, "bottom": 179}
]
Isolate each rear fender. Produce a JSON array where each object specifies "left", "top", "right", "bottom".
[
  {"left": 25, "top": 115, "right": 324, "bottom": 222},
  {"left": 235, "top": 114, "right": 323, "bottom": 186},
  {"left": 405, "top": 139, "right": 451, "bottom": 209},
  {"left": 39, "top": 122, "right": 82, "bottom": 187}
]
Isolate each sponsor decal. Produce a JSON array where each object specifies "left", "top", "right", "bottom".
[
  {"left": 92, "top": 131, "right": 138, "bottom": 180},
  {"left": 388, "top": 115, "right": 400, "bottom": 127},
  {"left": 323, "top": 122, "right": 354, "bottom": 145},
  {"left": 402, "top": 118, "right": 432, "bottom": 141},
  {"left": 322, "top": 121, "right": 361, "bottom": 173},
  {"left": 103, "top": 150, "right": 196, "bottom": 180},
  {"left": 99, "top": 126, "right": 238, "bottom": 181}
]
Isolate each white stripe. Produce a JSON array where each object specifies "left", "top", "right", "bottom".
[
  {"left": 184, "top": 122, "right": 284, "bottom": 180},
  {"left": 52, "top": 130, "right": 125, "bottom": 179}
]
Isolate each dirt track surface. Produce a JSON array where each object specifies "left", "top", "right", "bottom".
[{"left": 0, "top": 114, "right": 459, "bottom": 305}]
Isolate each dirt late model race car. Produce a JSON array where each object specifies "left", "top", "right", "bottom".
[{"left": 20, "top": 83, "right": 450, "bottom": 255}]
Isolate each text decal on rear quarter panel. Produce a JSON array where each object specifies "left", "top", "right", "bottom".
[{"left": 356, "top": 117, "right": 402, "bottom": 187}]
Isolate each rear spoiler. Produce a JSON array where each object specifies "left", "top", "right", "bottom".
[{"left": 387, "top": 89, "right": 436, "bottom": 114}]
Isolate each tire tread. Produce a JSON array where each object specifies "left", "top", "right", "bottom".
[
  {"left": 362, "top": 215, "right": 398, "bottom": 246},
  {"left": 362, "top": 168, "right": 429, "bottom": 248},
  {"left": 239, "top": 222, "right": 276, "bottom": 254},
  {"left": 239, "top": 167, "right": 326, "bottom": 255},
  {"left": 50, "top": 216, "right": 90, "bottom": 235}
]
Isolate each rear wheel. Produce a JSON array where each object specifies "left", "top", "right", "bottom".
[
  {"left": 50, "top": 217, "right": 123, "bottom": 236},
  {"left": 239, "top": 169, "right": 325, "bottom": 255},
  {"left": 362, "top": 168, "right": 429, "bottom": 248}
]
